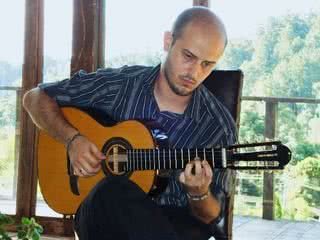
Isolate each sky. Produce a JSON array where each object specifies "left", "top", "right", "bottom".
[{"left": 0, "top": 0, "right": 319, "bottom": 64}]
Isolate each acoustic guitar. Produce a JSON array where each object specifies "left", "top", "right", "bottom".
[{"left": 37, "top": 107, "right": 292, "bottom": 214}]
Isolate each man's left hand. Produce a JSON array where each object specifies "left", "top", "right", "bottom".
[{"left": 179, "top": 158, "right": 213, "bottom": 196}]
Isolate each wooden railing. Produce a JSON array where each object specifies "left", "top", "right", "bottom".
[{"left": 241, "top": 96, "right": 320, "bottom": 220}]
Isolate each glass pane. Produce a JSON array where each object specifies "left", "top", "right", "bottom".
[
  {"left": 42, "top": 0, "right": 72, "bottom": 83},
  {"left": 0, "top": 0, "right": 25, "bottom": 215},
  {"left": 36, "top": 0, "right": 73, "bottom": 217},
  {"left": 105, "top": 0, "right": 193, "bottom": 67},
  {"left": 212, "top": 0, "right": 320, "bottom": 221}
]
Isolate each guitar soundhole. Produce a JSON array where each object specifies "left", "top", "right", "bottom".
[{"left": 101, "top": 137, "right": 132, "bottom": 176}]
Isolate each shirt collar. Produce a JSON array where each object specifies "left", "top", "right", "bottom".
[{"left": 142, "top": 64, "right": 201, "bottom": 122}]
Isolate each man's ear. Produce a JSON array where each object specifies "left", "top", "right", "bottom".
[{"left": 163, "top": 31, "right": 173, "bottom": 52}]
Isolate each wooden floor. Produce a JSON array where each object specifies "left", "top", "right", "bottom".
[{"left": 37, "top": 216, "right": 320, "bottom": 240}]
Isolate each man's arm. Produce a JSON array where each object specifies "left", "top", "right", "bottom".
[
  {"left": 179, "top": 160, "right": 220, "bottom": 224},
  {"left": 23, "top": 88, "right": 105, "bottom": 176},
  {"left": 23, "top": 88, "right": 78, "bottom": 144}
]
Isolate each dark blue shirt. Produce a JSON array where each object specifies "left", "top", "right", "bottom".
[{"left": 39, "top": 64, "right": 237, "bottom": 218}]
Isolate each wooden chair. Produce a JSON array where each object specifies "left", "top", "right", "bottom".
[{"left": 203, "top": 69, "right": 244, "bottom": 240}]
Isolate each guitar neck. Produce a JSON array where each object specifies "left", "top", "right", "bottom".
[{"left": 120, "top": 147, "right": 283, "bottom": 171}]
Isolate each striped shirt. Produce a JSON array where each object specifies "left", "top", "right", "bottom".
[{"left": 39, "top": 64, "right": 237, "bottom": 222}]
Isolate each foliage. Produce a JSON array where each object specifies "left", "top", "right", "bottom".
[
  {"left": 239, "top": 104, "right": 265, "bottom": 143},
  {"left": 240, "top": 179, "right": 262, "bottom": 197},
  {"left": 0, "top": 213, "right": 14, "bottom": 240},
  {"left": 275, "top": 193, "right": 283, "bottom": 219},
  {"left": 0, "top": 94, "right": 16, "bottom": 129},
  {"left": 0, "top": 213, "right": 43, "bottom": 240}
]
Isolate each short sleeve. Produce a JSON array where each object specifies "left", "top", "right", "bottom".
[{"left": 38, "top": 68, "right": 126, "bottom": 110}]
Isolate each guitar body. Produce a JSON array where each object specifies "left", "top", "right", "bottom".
[{"left": 38, "top": 107, "right": 158, "bottom": 215}]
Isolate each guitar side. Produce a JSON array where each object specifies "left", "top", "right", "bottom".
[{"left": 37, "top": 107, "right": 156, "bottom": 215}]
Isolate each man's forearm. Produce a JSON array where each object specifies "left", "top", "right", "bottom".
[
  {"left": 23, "top": 88, "right": 78, "bottom": 145},
  {"left": 188, "top": 192, "right": 221, "bottom": 224}
]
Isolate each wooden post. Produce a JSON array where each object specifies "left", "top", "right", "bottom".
[
  {"left": 71, "top": 0, "right": 105, "bottom": 74},
  {"left": 262, "top": 101, "right": 278, "bottom": 220},
  {"left": 193, "top": 0, "right": 210, "bottom": 7},
  {"left": 16, "top": 0, "right": 44, "bottom": 218}
]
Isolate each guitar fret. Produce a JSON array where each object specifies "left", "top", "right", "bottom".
[
  {"left": 135, "top": 149, "right": 138, "bottom": 170},
  {"left": 140, "top": 149, "right": 142, "bottom": 170},
  {"left": 137, "top": 149, "right": 139, "bottom": 170},
  {"left": 212, "top": 148, "right": 215, "bottom": 168},
  {"left": 149, "top": 149, "right": 151, "bottom": 170},
  {"left": 136, "top": 150, "right": 138, "bottom": 170},
  {"left": 188, "top": 149, "right": 190, "bottom": 163},
  {"left": 175, "top": 150, "right": 177, "bottom": 169},
  {"left": 144, "top": 150, "right": 147, "bottom": 170},
  {"left": 203, "top": 148, "right": 206, "bottom": 161},
  {"left": 181, "top": 149, "right": 184, "bottom": 168},
  {"left": 132, "top": 150, "right": 135, "bottom": 170},
  {"left": 196, "top": 148, "right": 198, "bottom": 159},
  {"left": 136, "top": 149, "right": 139, "bottom": 170}
]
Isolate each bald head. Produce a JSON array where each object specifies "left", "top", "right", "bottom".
[{"left": 171, "top": 7, "right": 227, "bottom": 48}]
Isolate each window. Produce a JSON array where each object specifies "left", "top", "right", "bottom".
[
  {"left": 105, "top": 0, "right": 193, "bottom": 67},
  {"left": 0, "top": 0, "right": 25, "bottom": 215},
  {"left": 43, "top": 0, "right": 72, "bottom": 83}
]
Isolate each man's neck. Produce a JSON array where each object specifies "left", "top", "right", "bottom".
[{"left": 153, "top": 69, "right": 192, "bottom": 114}]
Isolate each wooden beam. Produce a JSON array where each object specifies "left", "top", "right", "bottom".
[
  {"left": 71, "top": 0, "right": 105, "bottom": 74},
  {"left": 97, "top": 0, "right": 105, "bottom": 68},
  {"left": 193, "top": 0, "right": 210, "bottom": 7},
  {"left": 16, "top": 0, "right": 44, "bottom": 218},
  {"left": 262, "top": 102, "right": 278, "bottom": 220}
]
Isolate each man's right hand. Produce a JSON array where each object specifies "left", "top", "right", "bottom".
[{"left": 68, "top": 135, "right": 105, "bottom": 177}]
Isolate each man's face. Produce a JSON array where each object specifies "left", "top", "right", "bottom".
[{"left": 163, "top": 22, "right": 226, "bottom": 96}]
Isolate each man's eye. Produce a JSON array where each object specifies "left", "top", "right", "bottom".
[
  {"left": 202, "top": 62, "right": 213, "bottom": 67},
  {"left": 184, "top": 53, "right": 192, "bottom": 59}
]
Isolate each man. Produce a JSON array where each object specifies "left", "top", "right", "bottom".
[{"left": 23, "top": 6, "right": 236, "bottom": 240}]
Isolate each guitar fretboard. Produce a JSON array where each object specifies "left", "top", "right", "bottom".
[
  {"left": 124, "top": 148, "right": 226, "bottom": 171},
  {"left": 107, "top": 147, "right": 283, "bottom": 171}
]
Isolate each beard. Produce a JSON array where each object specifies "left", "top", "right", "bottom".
[{"left": 163, "top": 60, "right": 193, "bottom": 97}]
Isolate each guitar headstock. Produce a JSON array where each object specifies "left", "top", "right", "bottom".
[{"left": 227, "top": 141, "right": 292, "bottom": 170}]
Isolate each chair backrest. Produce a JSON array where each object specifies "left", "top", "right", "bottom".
[
  {"left": 203, "top": 69, "right": 243, "bottom": 240},
  {"left": 203, "top": 69, "right": 243, "bottom": 130}
]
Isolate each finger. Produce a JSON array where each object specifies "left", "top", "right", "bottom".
[
  {"left": 79, "top": 160, "right": 100, "bottom": 176},
  {"left": 179, "top": 171, "right": 186, "bottom": 184},
  {"left": 73, "top": 167, "right": 85, "bottom": 177},
  {"left": 90, "top": 144, "right": 106, "bottom": 160},
  {"left": 84, "top": 152, "right": 103, "bottom": 169},
  {"left": 194, "top": 160, "right": 202, "bottom": 176},
  {"left": 202, "top": 160, "right": 213, "bottom": 178},
  {"left": 184, "top": 162, "right": 194, "bottom": 180}
]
